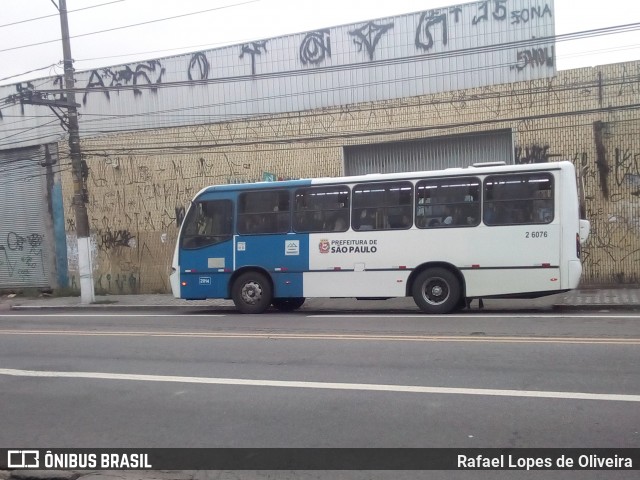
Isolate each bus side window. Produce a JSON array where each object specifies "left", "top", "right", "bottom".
[
  {"left": 293, "top": 186, "right": 351, "bottom": 233},
  {"left": 416, "top": 177, "right": 480, "bottom": 229},
  {"left": 353, "top": 181, "right": 413, "bottom": 231},
  {"left": 238, "top": 190, "right": 290, "bottom": 234},
  {"left": 483, "top": 173, "right": 554, "bottom": 226}
]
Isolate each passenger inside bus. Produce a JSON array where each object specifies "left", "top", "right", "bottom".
[
  {"left": 355, "top": 209, "right": 375, "bottom": 230},
  {"left": 442, "top": 207, "right": 453, "bottom": 225},
  {"left": 333, "top": 215, "right": 347, "bottom": 231}
]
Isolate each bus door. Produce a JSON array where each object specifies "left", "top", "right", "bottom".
[{"left": 178, "top": 197, "right": 234, "bottom": 299}]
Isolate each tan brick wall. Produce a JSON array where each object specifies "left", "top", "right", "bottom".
[{"left": 59, "top": 61, "right": 640, "bottom": 292}]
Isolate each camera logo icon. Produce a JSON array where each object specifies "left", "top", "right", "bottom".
[{"left": 7, "top": 450, "right": 40, "bottom": 468}]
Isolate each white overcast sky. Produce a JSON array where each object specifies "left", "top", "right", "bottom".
[{"left": 0, "top": 0, "right": 638, "bottom": 86}]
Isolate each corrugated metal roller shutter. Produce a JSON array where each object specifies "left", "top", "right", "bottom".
[
  {"left": 0, "top": 146, "right": 51, "bottom": 289},
  {"left": 344, "top": 130, "right": 513, "bottom": 175}
]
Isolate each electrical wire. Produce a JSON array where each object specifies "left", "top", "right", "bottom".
[
  {"left": 13, "top": 21, "right": 638, "bottom": 115},
  {"left": 0, "top": 1, "right": 125, "bottom": 28},
  {"left": 0, "top": 0, "right": 261, "bottom": 55},
  {"left": 61, "top": 69, "right": 640, "bottom": 137},
  {"left": 76, "top": 102, "right": 640, "bottom": 155},
  {"left": 0, "top": 63, "right": 62, "bottom": 83},
  {"left": 1, "top": 71, "right": 637, "bottom": 151}
]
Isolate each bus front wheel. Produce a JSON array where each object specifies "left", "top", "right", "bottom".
[
  {"left": 412, "top": 268, "right": 461, "bottom": 314},
  {"left": 272, "top": 297, "right": 306, "bottom": 312},
  {"left": 232, "top": 271, "right": 273, "bottom": 314}
]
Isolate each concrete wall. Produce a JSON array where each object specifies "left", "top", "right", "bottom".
[{"left": 59, "top": 60, "right": 640, "bottom": 292}]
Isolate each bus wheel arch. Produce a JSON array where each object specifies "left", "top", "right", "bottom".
[
  {"left": 408, "top": 263, "right": 465, "bottom": 314},
  {"left": 230, "top": 268, "right": 274, "bottom": 314}
]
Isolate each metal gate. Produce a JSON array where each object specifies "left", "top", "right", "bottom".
[
  {"left": 0, "top": 146, "right": 53, "bottom": 288},
  {"left": 344, "top": 130, "right": 513, "bottom": 175}
]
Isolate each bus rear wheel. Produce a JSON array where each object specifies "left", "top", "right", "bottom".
[
  {"left": 232, "top": 271, "right": 272, "bottom": 314},
  {"left": 272, "top": 297, "right": 306, "bottom": 312},
  {"left": 412, "top": 268, "right": 461, "bottom": 314}
]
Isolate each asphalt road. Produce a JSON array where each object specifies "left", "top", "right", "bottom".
[{"left": 0, "top": 309, "right": 638, "bottom": 454}]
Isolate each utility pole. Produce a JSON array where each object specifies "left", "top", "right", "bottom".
[{"left": 57, "top": 0, "right": 95, "bottom": 304}]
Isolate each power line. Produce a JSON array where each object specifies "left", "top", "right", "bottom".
[
  {"left": 0, "top": 0, "right": 261, "bottom": 55},
  {"left": 77, "top": 103, "right": 640, "bottom": 156},
  {"left": 1, "top": 70, "right": 637, "bottom": 150},
  {"left": 0, "top": 63, "right": 62, "bottom": 83},
  {"left": 0, "top": 0, "right": 125, "bottom": 28},
  {"left": 3, "top": 55, "right": 636, "bottom": 129},
  {"left": 54, "top": 67, "right": 640, "bottom": 136}
]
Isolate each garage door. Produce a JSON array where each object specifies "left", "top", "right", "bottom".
[
  {"left": 0, "top": 146, "right": 52, "bottom": 288},
  {"left": 344, "top": 130, "right": 513, "bottom": 176}
]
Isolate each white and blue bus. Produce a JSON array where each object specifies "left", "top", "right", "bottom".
[{"left": 170, "top": 161, "right": 590, "bottom": 314}]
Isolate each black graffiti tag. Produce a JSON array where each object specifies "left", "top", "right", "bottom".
[
  {"left": 6, "top": 232, "right": 44, "bottom": 252},
  {"left": 240, "top": 41, "right": 268, "bottom": 75},
  {"left": 514, "top": 144, "right": 561, "bottom": 164},
  {"left": 83, "top": 61, "right": 166, "bottom": 104},
  {"left": 511, "top": 46, "right": 555, "bottom": 71},
  {"left": 349, "top": 21, "right": 394, "bottom": 61},
  {"left": 188, "top": 52, "right": 210, "bottom": 81},
  {"left": 473, "top": 0, "right": 508, "bottom": 25},
  {"left": 98, "top": 229, "right": 136, "bottom": 250},
  {"left": 300, "top": 30, "right": 331, "bottom": 65},
  {"left": 511, "top": 4, "right": 553, "bottom": 25},
  {"left": 415, "top": 11, "right": 448, "bottom": 51}
]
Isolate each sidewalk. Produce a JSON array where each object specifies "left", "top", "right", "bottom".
[{"left": 2, "top": 287, "right": 640, "bottom": 312}]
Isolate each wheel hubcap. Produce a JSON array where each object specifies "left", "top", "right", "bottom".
[
  {"left": 241, "top": 281, "right": 263, "bottom": 305},
  {"left": 423, "top": 277, "right": 449, "bottom": 306}
]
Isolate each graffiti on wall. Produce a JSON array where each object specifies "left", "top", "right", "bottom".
[
  {"left": 83, "top": 61, "right": 166, "bottom": 104},
  {"left": 240, "top": 41, "right": 268, "bottom": 75},
  {"left": 97, "top": 228, "right": 136, "bottom": 251},
  {"left": 614, "top": 147, "right": 640, "bottom": 192},
  {"left": 349, "top": 21, "right": 394, "bottom": 61},
  {"left": 188, "top": 52, "right": 210, "bottom": 81},
  {"left": 415, "top": 11, "right": 449, "bottom": 51},
  {"left": 511, "top": 46, "right": 555, "bottom": 71},
  {"left": 567, "top": 144, "right": 640, "bottom": 284},
  {"left": 413, "top": 1, "right": 553, "bottom": 72},
  {"left": 0, "top": 231, "right": 46, "bottom": 282},
  {"left": 300, "top": 30, "right": 332, "bottom": 65},
  {"left": 0, "top": 1, "right": 560, "bottom": 118},
  {"left": 514, "top": 144, "right": 562, "bottom": 164}
]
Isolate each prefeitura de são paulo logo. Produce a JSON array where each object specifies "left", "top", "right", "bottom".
[{"left": 319, "top": 239, "right": 330, "bottom": 254}]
